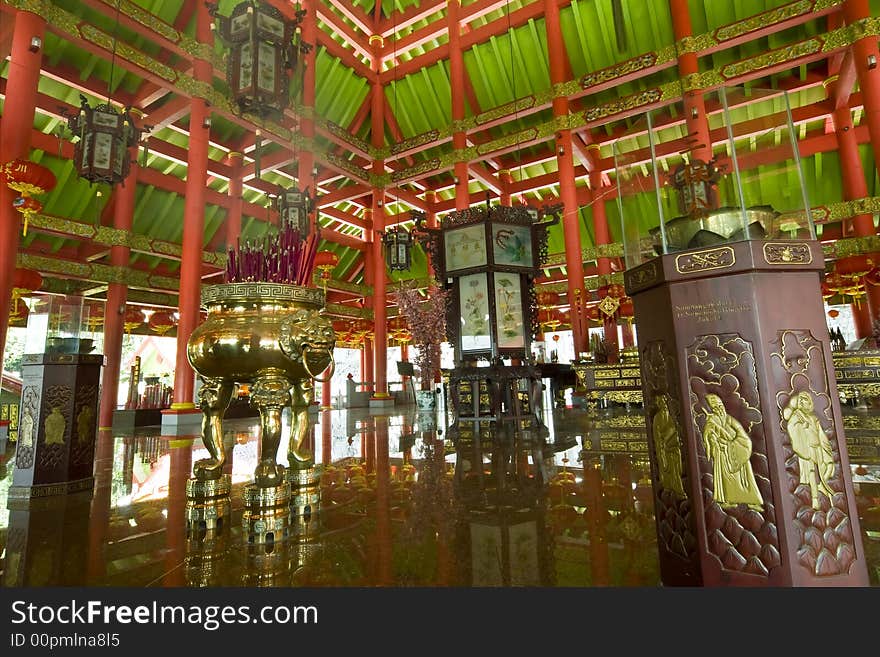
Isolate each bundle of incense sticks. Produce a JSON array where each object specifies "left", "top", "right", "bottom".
[{"left": 225, "top": 217, "right": 319, "bottom": 286}]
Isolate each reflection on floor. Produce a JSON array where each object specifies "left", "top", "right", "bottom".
[{"left": 0, "top": 402, "right": 878, "bottom": 587}]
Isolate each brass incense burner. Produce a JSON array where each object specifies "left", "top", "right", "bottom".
[{"left": 187, "top": 283, "right": 335, "bottom": 488}]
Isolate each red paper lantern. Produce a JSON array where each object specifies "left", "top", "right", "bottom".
[
  {"left": 9, "top": 299, "right": 29, "bottom": 326},
  {"left": 618, "top": 298, "right": 634, "bottom": 318},
  {"left": 3, "top": 160, "right": 56, "bottom": 236},
  {"left": 314, "top": 250, "right": 339, "bottom": 273},
  {"left": 12, "top": 268, "right": 42, "bottom": 293},
  {"left": 586, "top": 305, "right": 600, "bottom": 322},
  {"left": 606, "top": 283, "right": 626, "bottom": 299},
  {"left": 3, "top": 159, "right": 56, "bottom": 197},
  {"left": 149, "top": 310, "right": 176, "bottom": 336},
  {"left": 123, "top": 307, "right": 145, "bottom": 333},
  {"left": 85, "top": 304, "right": 105, "bottom": 330},
  {"left": 536, "top": 291, "right": 559, "bottom": 307}
]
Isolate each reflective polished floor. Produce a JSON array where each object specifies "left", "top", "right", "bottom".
[{"left": 1, "top": 400, "right": 879, "bottom": 587}]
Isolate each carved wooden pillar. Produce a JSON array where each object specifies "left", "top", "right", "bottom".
[{"left": 626, "top": 241, "right": 868, "bottom": 586}]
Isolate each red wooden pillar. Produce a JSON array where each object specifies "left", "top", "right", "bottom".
[
  {"left": 321, "top": 408, "right": 331, "bottom": 465},
  {"left": 670, "top": 0, "right": 712, "bottom": 163},
  {"left": 298, "top": 0, "right": 317, "bottom": 213},
  {"left": 320, "top": 370, "right": 331, "bottom": 410},
  {"left": 545, "top": 0, "right": 587, "bottom": 356},
  {"left": 590, "top": 170, "right": 619, "bottom": 362},
  {"left": 828, "top": 74, "right": 880, "bottom": 333},
  {"left": 98, "top": 144, "right": 140, "bottom": 429},
  {"left": 845, "top": 0, "right": 880, "bottom": 174},
  {"left": 375, "top": 416, "right": 393, "bottom": 585},
  {"left": 584, "top": 458, "right": 610, "bottom": 586},
  {"left": 499, "top": 170, "right": 512, "bottom": 206},
  {"left": 364, "top": 337, "right": 374, "bottom": 390},
  {"left": 163, "top": 439, "right": 193, "bottom": 586},
  {"left": 449, "top": 0, "right": 469, "bottom": 208},
  {"left": 225, "top": 152, "right": 243, "bottom": 248},
  {"left": 172, "top": 2, "right": 213, "bottom": 411},
  {"left": 370, "top": 37, "right": 389, "bottom": 402},
  {"left": 424, "top": 190, "right": 437, "bottom": 277},
  {"left": 0, "top": 10, "right": 45, "bottom": 374}
]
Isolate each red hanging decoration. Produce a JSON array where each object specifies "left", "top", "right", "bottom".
[
  {"left": 123, "top": 307, "right": 145, "bottom": 333},
  {"left": 3, "top": 159, "right": 56, "bottom": 236},
  {"left": 148, "top": 310, "right": 177, "bottom": 336}
]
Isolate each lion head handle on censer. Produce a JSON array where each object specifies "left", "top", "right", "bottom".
[{"left": 279, "top": 308, "right": 336, "bottom": 382}]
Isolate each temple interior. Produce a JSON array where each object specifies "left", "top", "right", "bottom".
[{"left": 2, "top": 0, "right": 880, "bottom": 588}]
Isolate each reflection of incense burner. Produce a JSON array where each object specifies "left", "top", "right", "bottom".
[
  {"left": 650, "top": 207, "right": 777, "bottom": 253},
  {"left": 187, "top": 283, "right": 336, "bottom": 489}
]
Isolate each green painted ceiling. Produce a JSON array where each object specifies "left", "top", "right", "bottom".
[{"left": 3, "top": 0, "right": 878, "bottom": 309}]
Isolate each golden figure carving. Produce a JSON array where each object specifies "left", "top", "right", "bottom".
[
  {"left": 43, "top": 407, "right": 66, "bottom": 445},
  {"left": 701, "top": 394, "right": 763, "bottom": 510},
  {"left": 76, "top": 405, "right": 94, "bottom": 444},
  {"left": 193, "top": 379, "right": 234, "bottom": 481},
  {"left": 652, "top": 395, "right": 686, "bottom": 497},
  {"left": 783, "top": 392, "right": 836, "bottom": 509},
  {"left": 19, "top": 411, "right": 34, "bottom": 448}
]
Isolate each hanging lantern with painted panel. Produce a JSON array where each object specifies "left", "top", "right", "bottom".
[
  {"left": 64, "top": 95, "right": 142, "bottom": 185},
  {"left": 275, "top": 186, "right": 313, "bottom": 237},
  {"left": 210, "top": 1, "right": 310, "bottom": 119},
  {"left": 383, "top": 226, "right": 413, "bottom": 272}
]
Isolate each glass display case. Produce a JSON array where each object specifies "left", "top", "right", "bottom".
[
  {"left": 23, "top": 294, "right": 102, "bottom": 356},
  {"left": 613, "top": 86, "right": 814, "bottom": 269}
]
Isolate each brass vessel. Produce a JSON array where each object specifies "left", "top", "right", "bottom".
[
  {"left": 187, "top": 283, "right": 336, "bottom": 489},
  {"left": 650, "top": 206, "right": 777, "bottom": 252}
]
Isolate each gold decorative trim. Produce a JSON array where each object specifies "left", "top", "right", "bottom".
[
  {"left": 200, "top": 283, "right": 324, "bottom": 307},
  {"left": 675, "top": 246, "right": 735, "bottom": 274},
  {"left": 762, "top": 242, "right": 813, "bottom": 265}
]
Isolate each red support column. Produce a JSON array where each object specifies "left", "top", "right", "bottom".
[
  {"left": 424, "top": 190, "right": 437, "bottom": 277},
  {"left": 0, "top": 10, "right": 45, "bottom": 373},
  {"left": 171, "top": 2, "right": 213, "bottom": 412},
  {"left": 545, "top": 0, "right": 587, "bottom": 356},
  {"left": 370, "top": 37, "right": 389, "bottom": 403},
  {"left": 321, "top": 409, "right": 332, "bottom": 465},
  {"left": 98, "top": 146, "right": 139, "bottom": 429},
  {"left": 845, "top": 0, "right": 880, "bottom": 174},
  {"left": 375, "top": 417, "right": 393, "bottom": 585},
  {"left": 320, "top": 370, "right": 331, "bottom": 410},
  {"left": 670, "top": 0, "right": 712, "bottom": 163},
  {"left": 590, "top": 170, "right": 619, "bottom": 362},
  {"left": 449, "top": 0, "right": 470, "bottom": 209},
  {"left": 225, "top": 152, "right": 243, "bottom": 248},
  {"left": 499, "top": 170, "right": 512, "bottom": 206},
  {"left": 364, "top": 337, "right": 374, "bottom": 391},
  {"left": 298, "top": 0, "right": 317, "bottom": 211},
  {"left": 163, "top": 439, "right": 193, "bottom": 586}
]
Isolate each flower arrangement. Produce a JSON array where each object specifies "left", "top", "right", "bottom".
[{"left": 395, "top": 280, "right": 450, "bottom": 391}]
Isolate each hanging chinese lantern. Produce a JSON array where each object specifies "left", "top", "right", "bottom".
[
  {"left": 586, "top": 305, "right": 600, "bottom": 323},
  {"left": 314, "top": 250, "right": 339, "bottom": 294},
  {"left": 148, "top": 310, "right": 176, "bottom": 336},
  {"left": 211, "top": 1, "right": 310, "bottom": 119},
  {"left": 606, "top": 283, "right": 627, "bottom": 299},
  {"left": 3, "top": 160, "right": 56, "bottom": 236},
  {"left": 64, "top": 95, "right": 142, "bottom": 185},
  {"left": 382, "top": 225, "right": 414, "bottom": 272},
  {"left": 123, "top": 307, "right": 145, "bottom": 333},
  {"left": 10, "top": 268, "right": 42, "bottom": 320},
  {"left": 85, "top": 304, "right": 105, "bottom": 331},
  {"left": 276, "top": 186, "right": 313, "bottom": 236},
  {"left": 618, "top": 297, "right": 635, "bottom": 322},
  {"left": 10, "top": 298, "right": 29, "bottom": 326}
]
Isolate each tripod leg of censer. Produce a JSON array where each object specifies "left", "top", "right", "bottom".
[
  {"left": 251, "top": 375, "right": 290, "bottom": 487},
  {"left": 288, "top": 379, "right": 314, "bottom": 469},
  {"left": 193, "top": 378, "right": 234, "bottom": 480}
]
